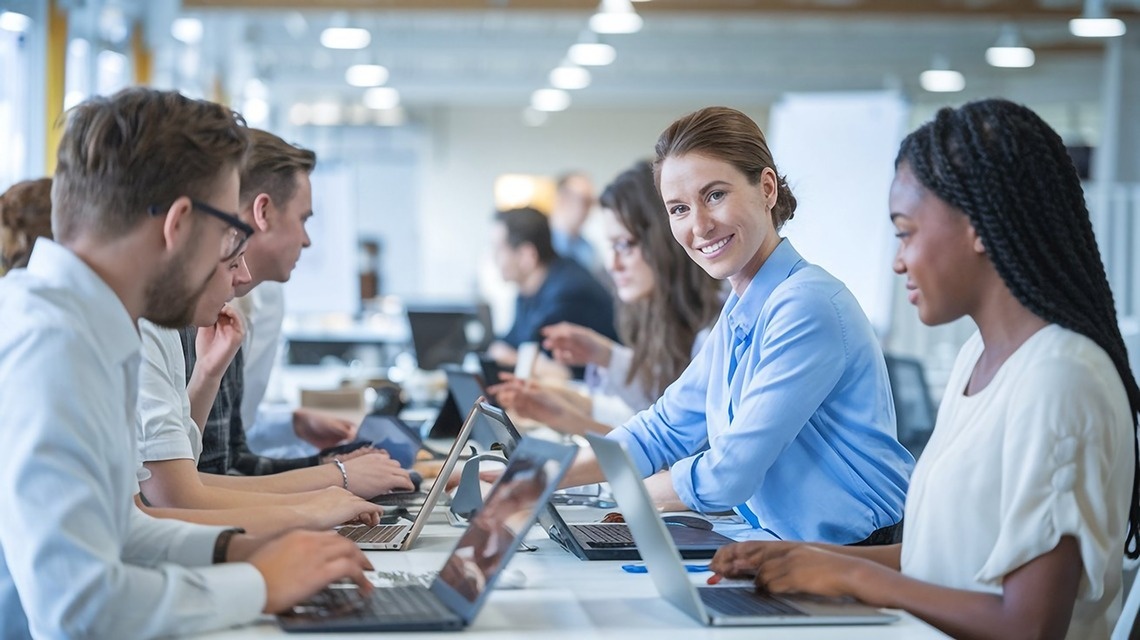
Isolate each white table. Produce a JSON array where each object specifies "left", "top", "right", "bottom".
[{"left": 200, "top": 506, "right": 948, "bottom": 639}]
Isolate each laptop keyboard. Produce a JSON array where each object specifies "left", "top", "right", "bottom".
[
  {"left": 284, "top": 585, "right": 453, "bottom": 622},
  {"left": 698, "top": 587, "right": 805, "bottom": 617},
  {"left": 338, "top": 524, "right": 407, "bottom": 544},
  {"left": 574, "top": 523, "right": 634, "bottom": 548}
]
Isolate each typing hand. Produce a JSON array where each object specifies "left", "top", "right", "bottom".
[
  {"left": 343, "top": 452, "right": 415, "bottom": 498},
  {"left": 300, "top": 486, "right": 383, "bottom": 529},
  {"left": 249, "top": 530, "right": 374, "bottom": 614}
]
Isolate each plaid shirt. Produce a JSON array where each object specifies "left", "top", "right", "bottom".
[{"left": 180, "top": 327, "right": 319, "bottom": 476}]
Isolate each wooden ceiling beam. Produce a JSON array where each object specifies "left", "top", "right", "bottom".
[{"left": 180, "top": 0, "right": 1134, "bottom": 19}]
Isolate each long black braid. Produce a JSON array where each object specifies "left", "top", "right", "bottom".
[{"left": 898, "top": 98, "right": 1140, "bottom": 560}]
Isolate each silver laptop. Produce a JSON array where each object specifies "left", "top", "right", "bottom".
[
  {"left": 586, "top": 433, "right": 899, "bottom": 627},
  {"left": 279, "top": 436, "right": 577, "bottom": 633},
  {"left": 336, "top": 399, "right": 481, "bottom": 550}
]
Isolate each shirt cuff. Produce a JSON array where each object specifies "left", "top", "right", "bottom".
[
  {"left": 165, "top": 524, "right": 233, "bottom": 567},
  {"left": 602, "top": 345, "right": 634, "bottom": 396},
  {"left": 201, "top": 562, "right": 268, "bottom": 628},
  {"left": 669, "top": 453, "right": 703, "bottom": 512},
  {"left": 606, "top": 427, "right": 655, "bottom": 478}
]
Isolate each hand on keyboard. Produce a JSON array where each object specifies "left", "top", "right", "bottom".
[{"left": 248, "top": 530, "right": 375, "bottom": 614}]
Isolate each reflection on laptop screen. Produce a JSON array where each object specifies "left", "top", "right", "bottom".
[{"left": 435, "top": 453, "right": 563, "bottom": 604}]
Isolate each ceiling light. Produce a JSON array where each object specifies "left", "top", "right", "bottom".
[
  {"left": 242, "top": 97, "right": 269, "bottom": 126},
  {"left": 986, "top": 24, "right": 1035, "bottom": 68},
  {"left": 549, "top": 63, "right": 591, "bottom": 90},
  {"left": 531, "top": 88, "right": 571, "bottom": 112},
  {"left": 1070, "top": 0, "right": 1127, "bottom": 37},
  {"left": 364, "top": 87, "right": 400, "bottom": 110},
  {"left": 920, "top": 56, "right": 965, "bottom": 92},
  {"left": 171, "top": 17, "right": 203, "bottom": 44},
  {"left": 568, "top": 42, "right": 616, "bottom": 66},
  {"left": 346, "top": 64, "right": 389, "bottom": 87},
  {"left": 320, "top": 27, "right": 371, "bottom": 50},
  {"left": 920, "top": 69, "right": 965, "bottom": 93},
  {"left": 0, "top": 11, "right": 31, "bottom": 33},
  {"left": 589, "top": 0, "right": 643, "bottom": 35}
]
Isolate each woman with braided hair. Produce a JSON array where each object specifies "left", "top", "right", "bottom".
[{"left": 708, "top": 98, "right": 1138, "bottom": 639}]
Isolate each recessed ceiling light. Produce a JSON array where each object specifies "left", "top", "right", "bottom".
[
  {"left": 568, "top": 42, "right": 616, "bottom": 66},
  {"left": 531, "top": 88, "right": 571, "bottom": 112},
  {"left": 549, "top": 64, "right": 591, "bottom": 90},
  {"left": 346, "top": 64, "right": 389, "bottom": 87},
  {"left": 320, "top": 27, "right": 371, "bottom": 50}
]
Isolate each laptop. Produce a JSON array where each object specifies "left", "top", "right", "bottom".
[
  {"left": 279, "top": 436, "right": 577, "bottom": 633},
  {"left": 406, "top": 306, "right": 476, "bottom": 370},
  {"left": 538, "top": 495, "right": 734, "bottom": 561},
  {"left": 464, "top": 406, "right": 731, "bottom": 560},
  {"left": 335, "top": 400, "right": 481, "bottom": 551},
  {"left": 431, "top": 369, "right": 508, "bottom": 450},
  {"left": 586, "top": 433, "right": 899, "bottom": 627}
]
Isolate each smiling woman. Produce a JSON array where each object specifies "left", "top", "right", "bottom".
[{"left": 560, "top": 106, "right": 915, "bottom": 546}]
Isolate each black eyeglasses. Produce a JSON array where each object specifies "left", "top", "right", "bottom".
[{"left": 148, "top": 200, "right": 255, "bottom": 262}]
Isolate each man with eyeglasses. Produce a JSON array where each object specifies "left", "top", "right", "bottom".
[{"left": 0, "top": 88, "right": 374, "bottom": 638}]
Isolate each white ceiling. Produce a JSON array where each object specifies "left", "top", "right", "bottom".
[{"left": 153, "top": 2, "right": 1137, "bottom": 116}]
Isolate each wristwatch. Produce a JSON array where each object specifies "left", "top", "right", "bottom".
[{"left": 212, "top": 527, "right": 246, "bottom": 564}]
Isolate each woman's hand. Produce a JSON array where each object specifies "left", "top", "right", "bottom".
[
  {"left": 541, "top": 322, "right": 615, "bottom": 367},
  {"left": 709, "top": 541, "right": 874, "bottom": 601},
  {"left": 195, "top": 304, "right": 245, "bottom": 379}
]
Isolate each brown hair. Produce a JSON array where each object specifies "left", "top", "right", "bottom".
[
  {"left": 52, "top": 87, "right": 248, "bottom": 244},
  {"left": 601, "top": 161, "right": 722, "bottom": 396},
  {"left": 0, "top": 177, "right": 53, "bottom": 270},
  {"left": 239, "top": 129, "right": 317, "bottom": 208},
  {"left": 653, "top": 106, "right": 797, "bottom": 230}
]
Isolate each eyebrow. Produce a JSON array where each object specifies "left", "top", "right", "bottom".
[
  {"left": 664, "top": 180, "right": 731, "bottom": 206},
  {"left": 889, "top": 213, "right": 909, "bottom": 222}
]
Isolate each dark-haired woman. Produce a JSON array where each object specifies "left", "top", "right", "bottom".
[
  {"left": 491, "top": 160, "right": 723, "bottom": 435},
  {"left": 710, "top": 99, "right": 1137, "bottom": 639},
  {"left": 558, "top": 107, "right": 914, "bottom": 545},
  {"left": 0, "top": 177, "right": 53, "bottom": 274}
]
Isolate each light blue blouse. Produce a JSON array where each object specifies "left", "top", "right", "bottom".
[{"left": 609, "top": 239, "right": 914, "bottom": 543}]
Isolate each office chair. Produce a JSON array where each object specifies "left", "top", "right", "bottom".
[{"left": 883, "top": 354, "right": 937, "bottom": 459}]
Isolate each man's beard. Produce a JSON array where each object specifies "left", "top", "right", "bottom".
[{"left": 143, "top": 247, "right": 215, "bottom": 329}]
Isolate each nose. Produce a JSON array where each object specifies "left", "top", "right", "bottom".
[
  {"left": 692, "top": 205, "right": 715, "bottom": 239},
  {"left": 606, "top": 248, "right": 621, "bottom": 275},
  {"left": 302, "top": 230, "right": 312, "bottom": 249},
  {"left": 892, "top": 243, "right": 906, "bottom": 275},
  {"left": 235, "top": 255, "right": 253, "bottom": 286}
]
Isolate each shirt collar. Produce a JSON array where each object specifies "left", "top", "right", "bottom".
[
  {"left": 725, "top": 238, "right": 804, "bottom": 338},
  {"left": 26, "top": 238, "right": 140, "bottom": 365}
]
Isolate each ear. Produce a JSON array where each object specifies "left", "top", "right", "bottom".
[
  {"left": 520, "top": 243, "right": 540, "bottom": 270},
  {"left": 251, "top": 193, "right": 273, "bottom": 233},
  {"left": 968, "top": 223, "right": 986, "bottom": 255},
  {"left": 759, "top": 167, "right": 779, "bottom": 211},
  {"left": 160, "top": 197, "right": 195, "bottom": 253}
]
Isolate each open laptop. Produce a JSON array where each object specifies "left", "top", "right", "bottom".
[
  {"left": 335, "top": 400, "right": 480, "bottom": 551},
  {"left": 466, "top": 406, "right": 732, "bottom": 561},
  {"left": 587, "top": 433, "right": 899, "bottom": 627},
  {"left": 279, "top": 436, "right": 577, "bottom": 633}
]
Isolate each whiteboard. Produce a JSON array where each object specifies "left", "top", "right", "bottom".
[{"left": 768, "top": 91, "right": 909, "bottom": 336}]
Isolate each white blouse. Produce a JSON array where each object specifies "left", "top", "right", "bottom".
[{"left": 900, "top": 325, "right": 1135, "bottom": 640}]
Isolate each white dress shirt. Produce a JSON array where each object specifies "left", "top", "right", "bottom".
[
  {"left": 0, "top": 239, "right": 266, "bottom": 638},
  {"left": 234, "top": 281, "right": 286, "bottom": 432},
  {"left": 901, "top": 326, "right": 1133, "bottom": 640}
]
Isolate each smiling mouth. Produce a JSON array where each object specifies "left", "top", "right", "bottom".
[{"left": 698, "top": 236, "right": 732, "bottom": 254}]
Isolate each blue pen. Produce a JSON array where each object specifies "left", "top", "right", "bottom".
[{"left": 622, "top": 563, "right": 708, "bottom": 574}]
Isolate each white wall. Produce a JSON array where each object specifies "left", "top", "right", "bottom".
[{"left": 412, "top": 104, "right": 770, "bottom": 299}]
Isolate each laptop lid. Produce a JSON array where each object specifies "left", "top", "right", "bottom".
[
  {"left": 429, "top": 436, "right": 577, "bottom": 625},
  {"left": 406, "top": 308, "right": 473, "bottom": 370},
  {"left": 357, "top": 414, "right": 422, "bottom": 469},
  {"left": 586, "top": 434, "right": 711, "bottom": 623},
  {"left": 398, "top": 399, "right": 484, "bottom": 546},
  {"left": 445, "top": 371, "right": 517, "bottom": 452}
]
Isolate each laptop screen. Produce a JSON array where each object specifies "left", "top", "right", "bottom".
[
  {"left": 430, "top": 437, "right": 575, "bottom": 623},
  {"left": 406, "top": 309, "right": 474, "bottom": 370}
]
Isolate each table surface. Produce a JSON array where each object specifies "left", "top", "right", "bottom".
[{"left": 199, "top": 504, "right": 948, "bottom": 639}]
